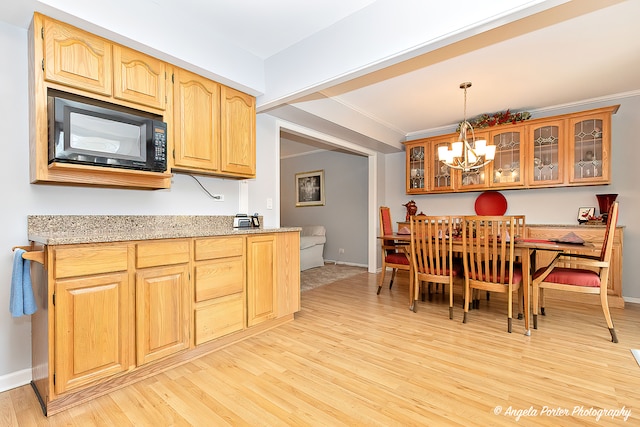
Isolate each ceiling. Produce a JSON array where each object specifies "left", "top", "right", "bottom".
[{"left": 2, "top": 0, "right": 639, "bottom": 158}]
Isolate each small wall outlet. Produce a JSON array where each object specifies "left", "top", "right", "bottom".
[
  {"left": 213, "top": 194, "right": 224, "bottom": 201},
  {"left": 338, "top": 248, "right": 345, "bottom": 254}
]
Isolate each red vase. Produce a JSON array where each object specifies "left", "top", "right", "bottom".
[{"left": 596, "top": 194, "right": 618, "bottom": 223}]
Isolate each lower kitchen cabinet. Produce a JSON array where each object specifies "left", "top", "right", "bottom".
[
  {"left": 193, "top": 236, "right": 246, "bottom": 344},
  {"left": 29, "top": 230, "right": 300, "bottom": 416},
  {"left": 54, "top": 272, "right": 129, "bottom": 394},
  {"left": 247, "top": 234, "right": 277, "bottom": 327},
  {"left": 136, "top": 264, "right": 190, "bottom": 364}
]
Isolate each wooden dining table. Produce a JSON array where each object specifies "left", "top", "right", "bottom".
[{"left": 379, "top": 232, "right": 599, "bottom": 335}]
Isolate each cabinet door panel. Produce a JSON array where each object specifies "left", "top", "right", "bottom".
[
  {"left": 113, "top": 45, "right": 166, "bottom": 109},
  {"left": 406, "top": 143, "right": 426, "bottom": 193},
  {"left": 43, "top": 17, "right": 112, "bottom": 96},
  {"left": 569, "top": 114, "right": 610, "bottom": 184},
  {"left": 429, "top": 138, "right": 455, "bottom": 192},
  {"left": 55, "top": 273, "right": 128, "bottom": 394},
  {"left": 490, "top": 128, "right": 524, "bottom": 188},
  {"left": 136, "top": 264, "right": 190, "bottom": 365},
  {"left": 173, "top": 68, "right": 220, "bottom": 171},
  {"left": 276, "top": 232, "right": 300, "bottom": 317},
  {"left": 247, "top": 235, "right": 276, "bottom": 326},
  {"left": 220, "top": 86, "right": 256, "bottom": 176},
  {"left": 527, "top": 120, "right": 564, "bottom": 186}
]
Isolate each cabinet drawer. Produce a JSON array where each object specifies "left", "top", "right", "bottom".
[
  {"left": 194, "top": 236, "right": 244, "bottom": 261},
  {"left": 136, "top": 239, "right": 190, "bottom": 268},
  {"left": 194, "top": 257, "right": 244, "bottom": 301},
  {"left": 194, "top": 293, "right": 244, "bottom": 345},
  {"left": 54, "top": 245, "right": 128, "bottom": 279}
]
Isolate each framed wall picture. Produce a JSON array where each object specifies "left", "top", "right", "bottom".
[
  {"left": 295, "top": 170, "right": 325, "bottom": 207},
  {"left": 577, "top": 207, "right": 595, "bottom": 222}
]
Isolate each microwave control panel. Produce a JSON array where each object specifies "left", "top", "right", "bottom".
[{"left": 152, "top": 122, "right": 167, "bottom": 171}]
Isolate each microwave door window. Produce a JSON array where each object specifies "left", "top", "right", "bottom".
[{"left": 68, "top": 113, "right": 144, "bottom": 161}]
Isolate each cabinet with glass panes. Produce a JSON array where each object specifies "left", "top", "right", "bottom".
[
  {"left": 526, "top": 119, "right": 565, "bottom": 186},
  {"left": 569, "top": 109, "right": 614, "bottom": 184},
  {"left": 405, "top": 140, "right": 427, "bottom": 193},
  {"left": 488, "top": 126, "right": 525, "bottom": 188},
  {"left": 403, "top": 105, "right": 618, "bottom": 194}
]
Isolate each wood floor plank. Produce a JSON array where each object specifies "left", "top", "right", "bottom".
[{"left": 2, "top": 270, "right": 640, "bottom": 426}]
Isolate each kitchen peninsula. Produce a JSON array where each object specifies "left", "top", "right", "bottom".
[{"left": 23, "top": 215, "right": 300, "bottom": 416}]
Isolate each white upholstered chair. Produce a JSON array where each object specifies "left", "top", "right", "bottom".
[{"left": 300, "top": 225, "right": 326, "bottom": 271}]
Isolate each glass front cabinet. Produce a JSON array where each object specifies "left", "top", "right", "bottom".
[
  {"left": 569, "top": 111, "right": 612, "bottom": 184},
  {"left": 403, "top": 105, "right": 618, "bottom": 194},
  {"left": 526, "top": 119, "right": 565, "bottom": 187},
  {"left": 406, "top": 141, "right": 427, "bottom": 193},
  {"left": 488, "top": 127, "right": 525, "bottom": 188}
]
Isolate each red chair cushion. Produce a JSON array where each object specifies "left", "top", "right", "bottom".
[
  {"left": 385, "top": 253, "right": 410, "bottom": 265},
  {"left": 473, "top": 264, "right": 523, "bottom": 284},
  {"left": 534, "top": 267, "right": 601, "bottom": 287}
]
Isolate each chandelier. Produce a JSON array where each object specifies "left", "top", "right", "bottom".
[{"left": 438, "top": 82, "right": 496, "bottom": 171}]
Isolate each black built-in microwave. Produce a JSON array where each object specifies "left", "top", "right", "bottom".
[{"left": 47, "top": 91, "right": 167, "bottom": 172}]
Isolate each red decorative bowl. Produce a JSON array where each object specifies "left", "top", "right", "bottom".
[{"left": 474, "top": 191, "right": 508, "bottom": 215}]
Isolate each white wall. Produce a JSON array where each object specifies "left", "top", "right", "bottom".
[{"left": 280, "top": 150, "right": 368, "bottom": 266}]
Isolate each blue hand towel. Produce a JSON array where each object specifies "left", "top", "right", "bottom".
[{"left": 10, "top": 249, "right": 37, "bottom": 317}]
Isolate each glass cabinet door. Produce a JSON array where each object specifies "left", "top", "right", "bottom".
[
  {"left": 570, "top": 115, "right": 606, "bottom": 183},
  {"left": 457, "top": 132, "right": 489, "bottom": 190},
  {"left": 406, "top": 143, "right": 426, "bottom": 193},
  {"left": 489, "top": 128, "right": 524, "bottom": 187},
  {"left": 429, "top": 139, "right": 455, "bottom": 192},
  {"left": 528, "top": 120, "right": 563, "bottom": 186}
]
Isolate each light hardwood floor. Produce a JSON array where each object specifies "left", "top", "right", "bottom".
[{"left": 2, "top": 271, "right": 640, "bottom": 426}]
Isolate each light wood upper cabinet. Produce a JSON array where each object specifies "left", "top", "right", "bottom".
[
  {"left": 404, "top": 106, "right": 618, "bottom": 194},
  {"left": 172, "top": 68, "right": 221, "bottom": 172},
  {"left": 488, "top": 127, "right": 525, "bottom": 188},
  {"left": 526, "top": 119, "right": 565, "bottom": 187},
  {"left": 171, "top": 71, "right": 256, "bottom": 178},
  {"left": 221, "top": 86, "right": 256, "bottom": 177},
  {"left": 43, "top": 16, "right": 112, "bottom": 96},
  {"left": 456, "top": 131, "right": 490, "bottom": 191},
  {"left": 569, "top": 109, "right": 612, "bottom": 184},
  {"left": 113, "top": 45, "right": 166, "bottom": 110},
  {"left": 405, "top": 141, "right": 427, "bottom": 193},
  {"left": 30, "top": 13, "right": 172, "bottom": 189}
]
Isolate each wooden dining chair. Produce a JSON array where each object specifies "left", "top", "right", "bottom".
[
  {"left": 532, "top": 201, "right": 620, "bottom": 343},
  {"left": 462, "top": 216, "right": 523, "bottom": 333},
  {"left": 410, "top": 215, "right": 462, "bottom": 318},
  {"left": 377, "top": 206, "right": 410, "bottom": 295}
]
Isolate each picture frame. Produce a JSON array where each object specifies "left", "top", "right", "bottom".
[
  {"left": 295, "top": 170, "right": 325, "bottom": 207},
  {"left": 577, "top": 207, "right": 595, "bottom": 222}
]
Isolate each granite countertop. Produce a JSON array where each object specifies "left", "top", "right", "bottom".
[{"left": 28, "top": 215, "right": 300, "bottom": 245}]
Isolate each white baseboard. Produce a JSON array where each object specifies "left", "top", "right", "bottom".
[
  {"left": 623, "top": 297, "right": 640, "bottom": 305},
  {"left": 0, "top": 368, "right": 31, "bottom": 393},
  {"left": 324, "top": 260, "right": 368, "bottom": 268}
]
